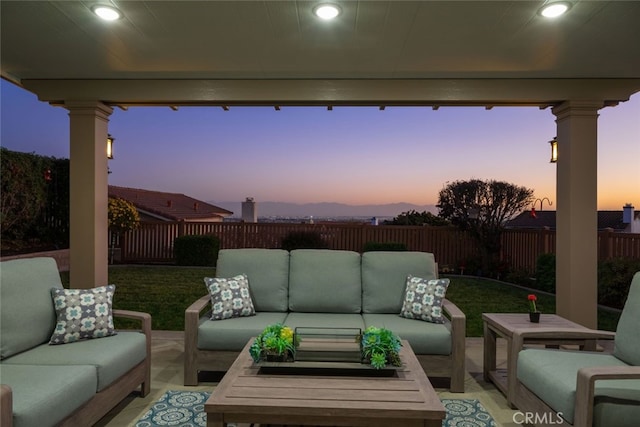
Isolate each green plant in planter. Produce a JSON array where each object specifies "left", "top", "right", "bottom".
[
  {"left": 358, "top": 326, "right": 402, "bottom": 369},
  {"left": 249, "top": 323, "right": 297, "bottom": 363}
]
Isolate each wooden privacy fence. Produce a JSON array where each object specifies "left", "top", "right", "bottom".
[{"left": 117, "top": 222, "right": 640, "bottom": 273}]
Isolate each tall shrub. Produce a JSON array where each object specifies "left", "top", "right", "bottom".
[
  {"left": 174, "top": 234, "right": 221, "bottom": 266},
  {"left": 534, "top": 253, "right": 556, "bottom": 293},
  {"left": 1, "top": 148, "right": 70, "bottom": 247}
]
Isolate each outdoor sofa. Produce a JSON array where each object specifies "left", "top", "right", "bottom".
[
  {"left": 0, "top": 257, "right": 151, "bottom": 427},
  {"left": 184, "top": 248, "right": 466, "bottom": 392}
]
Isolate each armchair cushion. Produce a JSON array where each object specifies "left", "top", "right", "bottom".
[
  {"left": 614, "top": 271, "right": 640, "bottom": 366},
  {"left": 517, "top": 348, "right": 640, "bottom": 424},
  {"left": 49, "top": 285, "right": 117, "bottom": 344}
]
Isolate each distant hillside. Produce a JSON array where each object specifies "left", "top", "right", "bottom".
[{"left": 210, "top": 201, "right": 437, "bottom": 218}]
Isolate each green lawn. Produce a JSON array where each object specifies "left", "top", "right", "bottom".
[
  {"left": 443, "top": 276, "right": 621, "bottom": 336},
  {"left": 61, "top": 267, "right": 621, "bottom": 336}
]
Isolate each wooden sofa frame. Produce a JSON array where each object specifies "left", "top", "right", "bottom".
[
  {"left": 184, "top": 296, "right": 466, "bottom": 392},
  {"left": 0, "top": 310, "right": 151, "bottom": 427}
]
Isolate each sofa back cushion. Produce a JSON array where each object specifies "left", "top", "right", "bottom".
[
  {"left": 614, "top": 271, "right": 640, "bottom": 366},
  {"left": 0, "top": 257, "right": 62, "bottom": 359},
  {"left": 289, "top": 249, "right": 362, "bottom": 313},
  {"left": 216, "top": 249, "right": 289, "bottom": 312},
  {"left": 362, "top": 251, "right": 437, "bottom": 313}
]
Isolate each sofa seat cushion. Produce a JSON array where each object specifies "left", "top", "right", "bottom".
[
  {"left": 216, "top": 249, "right": 290, "bottom": 312},
  {"left": 362, "top": 251, "right": 437, "bottom": 314},
  {"left": 284, "top": 313, "right": 366, "bottom": 331},
  {"left": 362, "top": 314, "right": 452, "bottom": 355},
  {"left": 198, "top": 312, "right": 288, "bottom": 351},
  {"left": 1, "top": 257, "right": 63, "bottom": 359},
  {"left": 0, "top": 363, "right": 97, "bottom": 427},
  {"left": 517, "top": 348, "right": 640, "bottom": 425},
  {"left": 3, "top": 332, "right": 146, "bottom": 392},
  {"left": 289, "top": 250, "right": 362, "bottom": 313}
]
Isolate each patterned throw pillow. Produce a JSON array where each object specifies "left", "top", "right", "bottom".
[
  {"left": 399, "top": 276, "right": 450, "bottom": 324},
  {"left": 204, "top": 274, "right": 256, "bottom": 321},
  {"left": 49, "top": 285, "right": 117, "bottom": 345}
]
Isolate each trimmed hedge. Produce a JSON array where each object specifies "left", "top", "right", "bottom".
[
  {"left": 174, "top": 234, "right": 220, "bottom": 266},
  {"left": 598, "top": 258, "right": 640, "bottom": 309},
  {"left": 363, "top": 241, "right": 408, "bottom": 252},
  {"left": 280, "top": 231, "right": 328, "bottom": 251},
  {"left": 530, "top": 254, "right": 640, "bottom": 309},
  {"left": 535, "top": 253, "right": 556, "bottom": 293}
]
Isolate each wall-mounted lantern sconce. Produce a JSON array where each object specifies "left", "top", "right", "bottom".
[
  {"left": 549, "top": 137, "right": 558, "bottom": 163},
  {"left": 107, "top": 134, "right": 114, "bottom": 159}
]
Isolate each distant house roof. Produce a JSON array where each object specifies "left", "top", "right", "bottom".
[
  {"left": 108, "top": 185, "right": 232, "bottom": 221},
  {"left": 506, "top": 209, "right": 640, "bottom": 231}
]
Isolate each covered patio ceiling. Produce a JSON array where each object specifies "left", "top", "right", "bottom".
[
  {"left": 2, "top": 1, "right": 639, "bottom": 328},
  {"left": 1, "top": 0, "right": 639, "bottom": 106}
]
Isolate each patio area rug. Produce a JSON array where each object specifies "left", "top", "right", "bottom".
[{"left": 134, "top": 390, "right": 496, "bottom": 426}]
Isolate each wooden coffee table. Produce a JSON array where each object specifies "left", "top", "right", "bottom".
[{"left": 205, "top": 339, "right": 446, "bottom": 427}]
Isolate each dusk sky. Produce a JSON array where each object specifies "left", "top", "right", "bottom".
[{"left": 1, "top": 78, "right": 638, "bottom": 210}]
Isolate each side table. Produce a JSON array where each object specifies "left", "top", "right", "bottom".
[{"left": 482, "top": 313, "right": 597, "bottom": 408}]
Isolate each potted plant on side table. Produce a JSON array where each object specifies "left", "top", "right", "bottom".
[{"left": 528, "top": 294, "right": 541, "bottom": 323}]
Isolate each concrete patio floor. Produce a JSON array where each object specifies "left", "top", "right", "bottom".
[{"left": 95, "top": 332, "right": 521, "bottom": 427}]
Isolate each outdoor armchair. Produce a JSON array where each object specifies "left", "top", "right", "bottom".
[{"left": 510, "top": 272, "right": 640, "bottom": 426}]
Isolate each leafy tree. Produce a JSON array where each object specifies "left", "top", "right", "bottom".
[
  {"left": 108, "top": 197, "right": 140, "bottom": 264},
  {"left": 385, "top": 210, "right": 450, "bottom": 226},
  {"left": 108, "top": 197, "right": 140, "bottom": 233},
  {"left": 437, "top": 179, "right": 534, "bottom": 275}
]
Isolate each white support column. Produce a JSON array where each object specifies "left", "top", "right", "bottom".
[
  {"left": 552, "top": 101, "right": 602, "bottom": 328},
  {"left": 66, "top": 102, "right": 113, "bottom": 289}
]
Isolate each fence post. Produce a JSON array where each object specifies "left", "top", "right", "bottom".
[
  {"left": 537, "top": 227, "right": 551, "bottom": 254},
  {"left": 178, "top": 220, "right": 185, "bottom": 238},
  {"left": 599, "top": 228, "right": 614, "bottom": 260}
]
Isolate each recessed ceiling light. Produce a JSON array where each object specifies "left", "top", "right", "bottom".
[
  {"left": 539, "top": 2, "right": 571, "bottom": 18},
  {"left": 314, "top": 3, "right": 341, "bottom": 20},
  {"left": 91, "top": 4, "right": 123, "bottom": 21}
]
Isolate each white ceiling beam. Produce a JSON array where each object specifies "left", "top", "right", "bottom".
[{"left": 22, "top": 78, "right": 640, "bottom": 108}]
